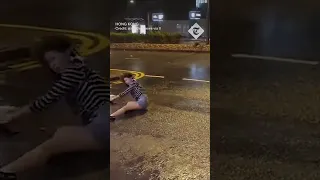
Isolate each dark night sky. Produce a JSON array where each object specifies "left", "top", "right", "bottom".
[
  {"left": 111, "top": 0, "right": 196, "bottom": 20},
  {"left": 162, "top": 0, "right": 195, "bottom": 20}
]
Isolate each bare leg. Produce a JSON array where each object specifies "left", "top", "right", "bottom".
[
  {"left": 0, "top": 126, "right": 102, "bottom": 173},
  {"left": 111, "top": 101, "right": 142, "bottom": 117}
]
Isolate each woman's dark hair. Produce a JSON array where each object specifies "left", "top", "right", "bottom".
[
  {"left": 121, "top": 72, "right": 134, "bottom": 83},
  {"left": 31, "top": 35, "right": 74, "bottom": 72}
]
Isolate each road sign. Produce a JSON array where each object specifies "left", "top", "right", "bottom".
[
  {"left": 152, "top": 13, "right": 164, "bottom": 22},
  {"left": 189, "top": 11, "right": 201, "bottom": 19},
  {"left": 188, "top": 23, "right": 204, "bottom": 39}
]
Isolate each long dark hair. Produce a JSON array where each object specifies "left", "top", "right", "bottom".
[
  {"left": 31, "top": 35, "right": 74, "bottom": 75},
  {"left": 121, "top": 72, "right": 134, "bottom": 86}
]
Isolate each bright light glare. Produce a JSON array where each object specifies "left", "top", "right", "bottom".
[
  {"left": 132, "top": 24, "right": 138, "bottom": 33},
  {"left": 140, "top": 25, "right": 146, "bottom": 34}
]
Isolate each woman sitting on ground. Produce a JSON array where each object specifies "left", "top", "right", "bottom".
[{"left": 110, "top": 73, "right": 148, "bottom": 121}]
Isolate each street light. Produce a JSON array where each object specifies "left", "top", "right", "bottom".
[{"left": 130, "top": 0, "right": 134, "bottom": 3}]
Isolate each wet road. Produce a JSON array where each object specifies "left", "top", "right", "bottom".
[
  {"left": 213, "top": 56, "right": 320, "bottom": 180},
  {"left": 110, "top": 51, "right": 210, "bottom": 81},
  {"left": 212, "top": 2, "right": 320, "bottom": 179},
  {"left": 110, "top": 51, "right": 210, "bottom": 179},
  {"left": 0, "top": 47, "right": 210, "bottom": 180}
]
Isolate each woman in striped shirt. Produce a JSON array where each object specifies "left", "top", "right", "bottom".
[
  {"left": 110, "top": 73, "right": 148, "bottom": 121},
  {"left": 0, "top": 36, "right": 109, "bottom": 180}
]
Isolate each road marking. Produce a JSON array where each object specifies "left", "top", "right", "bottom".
[
  {"left": 7, "top": 60, "right": 41, "bottom": 72},
  {"left": 232, "top": 54, "right": 319, "bottom": 65},
  {"left": 16, "top": 64, "right": 42, "bottom": 72},
  {"left": 63, "top": 34, "right": 94, "bottom": 55},
  {"left": 125, "top": 58, "right": 140, "bottom": 60},
  {"left": 8, "top": 61, "right": 37, "bottom": 69},
  {"left": 110, "top": 69, "right": 209, "bottom": 83},
  {"left": 0, "top": 24, "right": 109, "bottom": 73},
  {"left": 110, "top": 69, "right": 145, "bottom": 84},
  {"left": 182, "top": 78, "right": 210, "bottom": 82},
  {"left": 0, "top": 24, "right": 109, "bottom": 56},
  {"left": 144, "top": 75, "right": 164, "bottom": 78}
]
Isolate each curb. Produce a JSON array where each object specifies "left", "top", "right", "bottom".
[
  {"left": 110, "top": 48, "right": 209, "bottom": 53},
  {"left": 110, "top": 43, "right": 210, "bottom": 53}
]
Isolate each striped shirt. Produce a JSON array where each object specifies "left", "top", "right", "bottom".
[
  {"left": 30, "top": 64, "right": 109, "bottom": 124},
  {"left": 119, "top": 80, "right": 146, "bottom": 100}
]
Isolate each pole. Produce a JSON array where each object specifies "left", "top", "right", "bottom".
[
  {"left": 206, "top": 0, "right": 210, "bottom": 44},
  {"left": 126, "top": 1, "right": 130, "bottom": 18},
  {"left": 127, "top": 0, "right": 134, "bottom": 18},
  {"left": 147, "top": 12, "right": 150, "bottom": 28}
]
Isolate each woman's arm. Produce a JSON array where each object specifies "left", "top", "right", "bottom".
[
  {"left": 110, "top": 84, "right": 136, "bottom": 102},
  {"left": 1, "top": 68, "right": 83, "bottom": 124},
  {"left": 30, "top": 68, "right": 83, "bottom": 113},
  {"left": 118, "top": 83, "right": 137, "bottom": 98},
  {"left": 0, "top": 67, "right": 84, "bottom": 125}
]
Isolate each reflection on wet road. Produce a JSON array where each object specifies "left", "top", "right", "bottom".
[
  {"left": 110, "top": 51, "right": 210, "bottom": 179},
  {"left": 110, "top": 51, "right": 210, "bottom": 82}
]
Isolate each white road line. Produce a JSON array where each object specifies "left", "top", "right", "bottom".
[
  {"left": 145, "top": 75, "right": 165, "bottom": 78},
  {"left": 232, "top": 54, "right": 319, "bottom": 65},
  {"left": 125, "top": 58, "right": 140, "bottom": 60},
  {"left": 182, "top": 78, "right": 210, "bottom": 82}
]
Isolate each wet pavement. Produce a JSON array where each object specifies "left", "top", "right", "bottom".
[
  {"left": 110, "top": 51, "right": 210, "bottom": 81},
  {"left": 212, "top": 2, "right": 320, "bottom": 179},
  {"left": 212, "top": 56, "right": 320, "bottom": 180},
  {"left": 110, "top": 51, "right": 210, "bottom": 179},
  {"left": 0, "top": 44, "right": 210, "bottom": 180}
]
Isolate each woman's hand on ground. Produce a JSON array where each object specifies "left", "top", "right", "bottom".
[
  {"left": 0, "top": 106, "right": 18, "bottom": 124},
  {"left": 110, "top": 95, "right": 119, "bottom": 102},
  {"left": 0, "top": 105, "right": 30, "bottom": 124}
]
